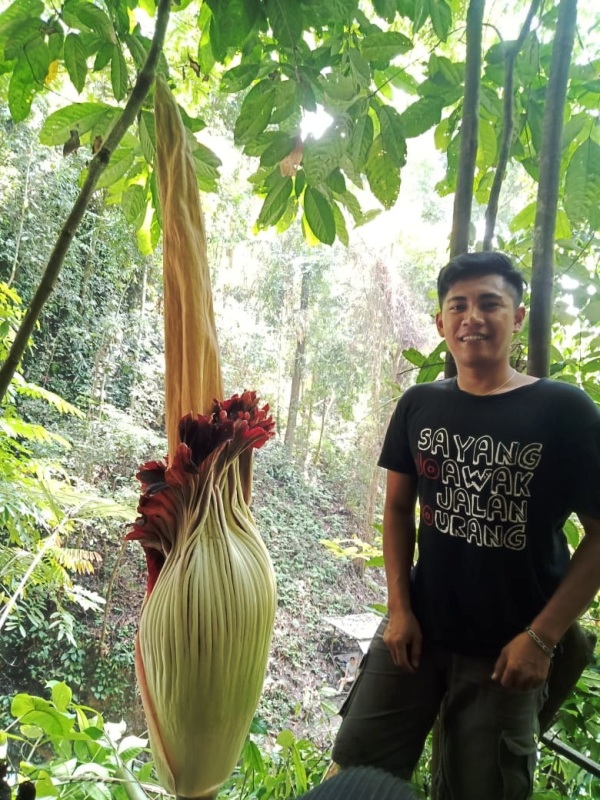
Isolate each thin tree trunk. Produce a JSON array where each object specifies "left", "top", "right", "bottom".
[
  {"left": 445, "top": 0, "right": 485, "bottom": 380},
  {"left": 0, "top": 0, "right": 173, "bottom": 404},
  {"left": 313, "top": 394, "right": 334, "bottom": 466},
  {"left": 7, "top": 145, "right": 33, "bottom": 288},
  {"left": 483, "top": 0, "right": 541, "bottom": 250},
  {"left": 528, "top": 0, "right": 577, "bottom": 378},
  {"left": 449, "top": 0, "right": 486, "bottom": 258},
  {"left": 284, "top": 266, "right": 310, "bottom": 455},
  {"left": 129, "top": 258, "right": 149, "bottom": 411}
]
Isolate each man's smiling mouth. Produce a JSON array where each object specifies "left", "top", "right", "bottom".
[{"left": 459, "top": 334, "right": 489, "bottom": 342}]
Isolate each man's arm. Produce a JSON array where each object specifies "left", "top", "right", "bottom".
[
  {"left": 493, "top": 514, "right": 600, "bottom": 690},
  {"left": 381, "top": 470, "right": 421, "bottom": 672}
]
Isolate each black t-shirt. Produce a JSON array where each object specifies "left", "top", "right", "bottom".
[{"left": 378, "top": 378, "right": 600, "bottom": 657}]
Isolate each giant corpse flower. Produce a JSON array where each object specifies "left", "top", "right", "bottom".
[{"left": 126, "top": 78, "right": 277, "bottom": 800}]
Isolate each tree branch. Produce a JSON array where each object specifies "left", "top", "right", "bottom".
[
  {"left": 483, "top": 0, "right": 542, "bottom": 250},
  {"left": 528, "top": 0, "right": 577, "bottom": 378},
  {"left": 0, "top": 0, "right": 172, "bottom": 404}
]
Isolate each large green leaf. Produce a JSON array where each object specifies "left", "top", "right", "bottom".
[
  {"left": 416, "top": 340, "right": 447, "bottom": 383},
  {"left": 259, "top": 133, "right": 296, "bottom": 167},
  {"left": 220, "top": 61, "right": 260, "bottom": 93},
  {"left": 8, "top": 47, "right": 47, "bottom": 122},
  {"left": 372, "top": 0, "right": 397, "bottom": 22},
  {"left": 398, "top": 96, "right": 443, "bottom": 138},
  {"left": 304, "top": 186, "right": 336, "bottom": 244},
  {"left": 332, "top": 201, "right": 349, "bottom": 246},
  {"left": 110, "top": 44, "right": 128, "bottom": 101},
  {"left": 192, "top": 140, "right": 222, "bottom": 192},
  {"left": 257, "top": 173, "right": 293, "bottom": 228},
  {"left": 39, "top": 102, "right": 117, "bottom": 145},
  {"left": 303, "top": 129, "right": 347, "bottom": 186},
  {"left": 0, "top": 0, "right": 44, "bottom": 36},
  {"left": 139, "top": 110, "right": 155, "bottom": 163},
  {"left": 365, "top": 135, "right": 400, "bottom": 208},
  {"left": 349, "top": 113, "right": 374, "bottom": 171},
  {"left": 210, "top": 0, "right": 259, "bottom": 51},
  {"left": 321, "top": 0, "right": 359, "bottom": 23},
  {"left": 64, "top": 33, "right": 87, "bottom": 93},
  {"left": 266, "top": 0, "right": 303, "bottom": 47},
  {"left": 564, "top": 138, "right": 600, "bottom": 230},
  {"left": 509, "top": 200, "right": 536, "bottom": 233},
  {"left": 95, "top": 146, "right": 134, "bottom": 189},
  {"left": 477, "top": 119, "right": 497, "bottom": 171},
  {"left": 361, "top": 31, "right": 412, "bottom": 63},
  {"left": 121, "top": 185, "right": 147, "bottom": 227},
  {"left": 3, "top": 17, "right": 42, "bottom": 60},
  {"left": 429, "top": 0, "right": 451, "bottom": 42},
  {"left": 377, "top": 104, "right": 407, "bottom": 166},
  {"left": 62, "top": 0, "right": 115, "bottom": 41},
  {"left": 234, "top": 80, "right": 276, "bottom": 146}
]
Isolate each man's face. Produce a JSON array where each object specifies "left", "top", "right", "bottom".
[{"left": 435, "top": 274, "right": 525, "bottom": 369}]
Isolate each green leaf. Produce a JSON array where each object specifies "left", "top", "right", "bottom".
[
  {"left": 266, "top": 0, "right": 303, "bottom": 47},
  {"left": 39, "top": 102, "right": 116, "bottom": 145},
  {"left": 327, "top": 168, "right": 346, "bottom": 194},
  {"left": 398, "top": 96, "right": 443, "bottom": 138},
  {"left": 564, "top": 138, "right": 600, "bottom": 230},
  {"left": 220, "top": 61, "right": 260, "bottom": 93},
  {"left": 0, "top": 0, "right": 44, "bottom": 37},
  {"left": 429, "top": 0, "right": 451, "bottom": 41},
  {"left": 403, "top": 347, "right": 426, "bottom": 367},
  {"left": 509, "top": 200, "right": 536, "bottom": 233},
  {"left": 192, "top": 140, "right": 222, "bottom": 192},
  {"left": 11, "top": 693, "right": 35, "bottom": 718},
  {"left": 303, "top": 131, "right": 347, "bottom": 186},
  {"left": 139, "top": 110, "right": 155, "bottom": 163},
  {"left": 8, "top": 54, "right": 39, "bottom": 121},
  {"left": 372, "top": 0, "right": 397, "bottom": 22},
  {"left": 234, "top": 81, "right": 276, "bottom": 146},
  {"left": 332, "top": 202, "right": 349, "bottom": 246},
  {"left": 366, "top": 135, "right": 400, "bottom": 208},
  {"left": 93, "top": 41, "right": 113, "bottom": 71},
  {"left": 210, "top": 0, "right": 259, "bottom": 51},
  {"left": 349, "top": 113, "right": 374, "bottom": 171},
  {"left": 377, "top": 105, "right": 407, "bottom": 166},
  {"left": 321, "top": 0, "right": 358, "bottom": 23},
  {"left": 62, "top": 0, "right": 115, "bottom": 41},
  {"left": 361, "top": 31, "right": 412, "bottom": 63},
  {"left": 96, "top": 146, "right": 134, "bottom": 189},
  {"left": 64, "top": 33, "right": 87, "bottom": 93},
  {"left": 416, "top": 340, "right": 446, "bottom": 383},
  {"left": 122, "top": 185, "right": 147, "bottom": 226},
  {"left": 260, "top": 134, "right": 296, "bottom": 168},
  {"left": 125, "top": 33, "right": 149, "bottom": 70},
  {"left": 242, "top": 739, "right": 265, "bottom": 772},
  {"left": 563, "top": 518, "right": 580, "bottom": 549},
  {"left": 257, "top": 173, "right": 293, "bottom": 228},
  {"left": 554, "top": 209, "right": 571, "bottom": 240},
  {"left": 110, "top": 45, "right": 128, "bottom": 101},
  {"left": 51, "top": 682, "right": 72, "bottom": 712},
  {"left": 304, "top": 187, "right": 336, "bottom": 245},
  {"left": 276, "top": 729, "right": 296, "bottom": 749},
  {"left": 477, "top": 119, "right": 497, "bottom": 171}
]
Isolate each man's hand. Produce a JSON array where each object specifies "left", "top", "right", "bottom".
[
  {"left": 492, "top": 631, "right": 552, "bottom": 690},
  {"left": 383, "top": 611, "right": 422, "bottom": 672}
]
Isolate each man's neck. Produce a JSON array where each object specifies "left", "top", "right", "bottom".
[{"left": 456, "top": 365, "right": 526, "bottom": 396}]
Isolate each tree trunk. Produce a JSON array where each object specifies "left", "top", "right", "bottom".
[
  {"left": 284, "top": 266, "right": 310, "bottom": 455},
  {"left": 0, "top": 0, "right": 173, "bottom": 404},
  {"left": 445, "top": 0, "right": 485, "bottom": 379},
  {"left": 7, "top": 145, "right": 33, "bottom": 288},
  {"left": 449, "top": 0, "right": 485, "bottom": 258},
  {"left": 528, "top": 0, "right": 578, "bottom": 378}
]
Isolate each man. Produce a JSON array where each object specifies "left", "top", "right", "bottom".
[{"left": 332, "top": 252, "right": 600, "bottom": 799}]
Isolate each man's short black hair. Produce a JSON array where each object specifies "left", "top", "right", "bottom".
[{"left": 437, "top": 252, "right": 525, "bottom": 307}]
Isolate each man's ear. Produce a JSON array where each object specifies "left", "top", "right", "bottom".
[
  {"left": 513, "top": 305, "right": 526, "bottom": 332},
  {"left": 435, "top": 311, "right": 445, "bottom": 338}
]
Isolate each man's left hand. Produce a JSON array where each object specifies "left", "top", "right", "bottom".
[{"left": 492, "top": 632, "right": 552, "bottom": 690}]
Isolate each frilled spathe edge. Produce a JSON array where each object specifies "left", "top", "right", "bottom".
[{"left": 125, "top": 391, "right": 274, "bottom": 594}]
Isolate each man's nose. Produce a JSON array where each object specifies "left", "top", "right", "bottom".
[{"left": 465, "top": 307, "right": 484, "bottom": 324}]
